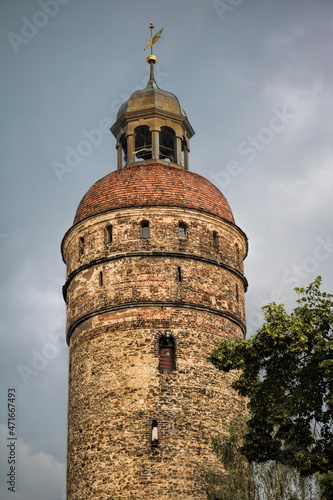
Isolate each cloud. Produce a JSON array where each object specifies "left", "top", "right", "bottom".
[
  {"left": 268, "top": 151, "right": 333, "bottom": 219},
  {"left": 0, "top": 425, "right": 65, "bottom": 500},
  {"left": 265, "top": 23, "right": 306, "bottom": 53}
]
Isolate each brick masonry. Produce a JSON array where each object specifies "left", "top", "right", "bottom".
[{"left": 62, "top": 165, "right": 248, "bottom": 499}]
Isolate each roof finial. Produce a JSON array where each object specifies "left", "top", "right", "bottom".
[
  {"left": 143, "top": 22, "right": 163, "bottom": 88},
  {"left": 143, "top": 23, "right": 163, "bottom": 54}
]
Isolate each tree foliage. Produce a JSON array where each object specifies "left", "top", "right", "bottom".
[
  {"left": 205, "top": 417, "right": 318, "bottom": 500},
  {"left": 209, "top": 277, "right": 333, "bottom": 498},
  {"left": 253, "top": 461, "right": 319, "bottom": 500},
  {"left": 205, "top": 416, "right": 255, "bottom": 500}
]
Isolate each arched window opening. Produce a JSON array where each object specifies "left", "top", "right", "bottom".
[
  {"left": 151, "top": 420, "right": 158, "bottom": 447},
  {"left": 178, "top": 222, "right": 187, "bottom": 239},
  {"left": 134, "top": 125, "right": 152, "bottom": 160},
  {"left": 159, "top": 332, "right": 175, "bottom": 371},
  {"left": 176, "top": 266, "right": 182, "bottom": 282},
  {"left": 141, "top": 220, "right": 150, "bottom": 239},
  {"left": 79, "top": 236, "right": 85, "bottom": 256},
  {"left": 106, "top": 224, "right": 113, "bottom": 244},
  {"left": 120, "top": 133, "right": 127, "bottom": 166},
  {"left": 213, "top": 231, "right": 219, "bottom": 249},
  {"left": 160, "top": 126, "right": 176, "bottom": 162},
  {"left": 99, "top": 271, "right": 103, "bottom": 287}
]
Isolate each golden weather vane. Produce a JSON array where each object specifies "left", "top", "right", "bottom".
[{"left": 143, "top": 22, "right": 164, "bottom": 53}]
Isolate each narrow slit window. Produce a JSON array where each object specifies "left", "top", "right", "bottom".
[
  {"left": 213, "top": 231, "right": 219, "bottom": 249},
  {"left": 141, "top": 220, "right": 150, "bottom": 239},
  {"left": 99, "top": 271, "right": 103, "bottom": 287},
  {"left": 178, "top": 222, "right": 187, "bottom": 239},
  {"left": 159, "top": 332, "right": 175, "bottom": 371},
  {"left": 235, "top": 243, "right": 241, "bottom": 266},
  {"left": 151, "top": 420, "right": 158, "bottom": 447},
  {"left": 106, "top": 225, "right": 113, "bottom": 244},
  {"left": 176, "top": 266, "right": 182, "bottom": 282},
  {"left": 79, "top": 236, "right": 85, "bottom": 256}
]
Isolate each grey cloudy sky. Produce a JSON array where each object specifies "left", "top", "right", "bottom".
[{"left": 1, "top": 1, "right": 333, "bottom": 498}]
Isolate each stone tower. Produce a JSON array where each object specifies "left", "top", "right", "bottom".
[{"left": 62, "top": 36, "right": 248, "bottom": 500}]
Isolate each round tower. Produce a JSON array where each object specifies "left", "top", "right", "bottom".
[{"left": 62, "top": 39, "right": 248, "bottom": 500}]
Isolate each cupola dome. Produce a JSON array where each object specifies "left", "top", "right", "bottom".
[
  {"left": 116, "top": 85, "right": 187, "bottom": 121},
  {"left": 111, "top": 56, "right": 194, "bottom": 170}
]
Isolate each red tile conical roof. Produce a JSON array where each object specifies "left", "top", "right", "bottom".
[{"left": 74, "top": 163, "right": 234, "bottom": 225}]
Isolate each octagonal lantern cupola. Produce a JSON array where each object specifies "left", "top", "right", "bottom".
[{"left": 110, "top": 54, "right": 195, "bottom": 170}]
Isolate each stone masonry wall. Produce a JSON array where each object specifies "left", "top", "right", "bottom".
[
  {"left": 62, "top": 207, "right": 247, "bottom": 278},
  {"left": 67, "top": 308, "right": 246, "bottom": 499},
  {"left": 63, "top": 205, "right": 248, "bottom": 499}
]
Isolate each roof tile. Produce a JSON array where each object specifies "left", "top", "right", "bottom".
[{"left": 74, "top": 163, "right": 234, "bottom": 225}]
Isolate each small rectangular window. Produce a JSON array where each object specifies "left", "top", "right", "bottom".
[
  {"left": 176, "top": 266, "right": 182, "bottom": 282},
  {"left": 151, "top": 420, "right": 158, "bottom": 447},
  {"left": 79, "top": 236, "right": 85, "bottom": 256},
  {"left": 159, "top": 334, "right": 176, "bottom": 371},
  {"left": 106, "top": 225, "right": 112, "bottom": 243},
  {"left": 178, "top": 222, "right": 187, "bottom": 239},
  {"left": 213, "top": 231, "right": 219, "bottom": 249},
  {"left": 141, "top": 220, "right": 150, "bottom": 238}
]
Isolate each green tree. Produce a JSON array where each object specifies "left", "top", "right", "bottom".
[
  {"left": 205, "top": 416, "right": 255, "bottom": 500},
  {"left": 253, "top": 461, "right": 319, "bottom": 499},
  {"left": 209, "top": 277, "right": 333, "bottom": 499},
  {"left": 205, "top": 416, "right": 317, "bottom": 500}
]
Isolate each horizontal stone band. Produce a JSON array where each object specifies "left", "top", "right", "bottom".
[
  {"left": 66, "top": 299, "right": 247, "bottom": 342},
  {"left": 63, "top": 250, "right": 248, "bottom": 302}
]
